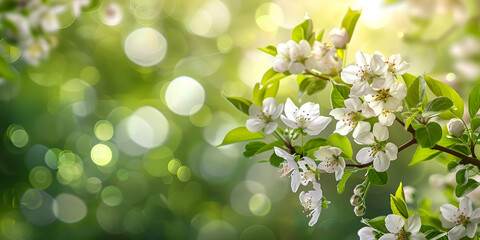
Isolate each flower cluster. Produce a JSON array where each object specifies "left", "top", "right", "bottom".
[
  {"left": 0, "top": 0, "right": 91, "bottom": 65},
  {"left": 222, "top": 10, "right": 480, "bottom": 236}
]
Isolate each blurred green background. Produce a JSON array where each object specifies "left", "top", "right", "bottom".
[{"left": 0, "top": 0, "right": 479, "bottom": 239}]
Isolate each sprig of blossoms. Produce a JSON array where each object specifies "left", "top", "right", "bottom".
[
  {"left": 0, "top": 0, "right": 91, "bottom": 64},
  {"left": 440, "top": 197, "right": 480, "bottom": 240}
]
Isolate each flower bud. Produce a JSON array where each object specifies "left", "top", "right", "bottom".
[
  {"left": 329, "top": 28, "right": 349, "bottom": 49},
  {"left": 273, "top": 58, "right": 288, "bottom": 73},
  {"left": 350, "top": 194, "right": 362, "bottom": 206},
  {"left": 354, "top": 205, "right": 366, "bottom": 217},
  {"left": 447, "top": 118, "right": 465, "bottom": 137},
  {"left": 354, "top": 184, "right": 365, "bottom": 195}
]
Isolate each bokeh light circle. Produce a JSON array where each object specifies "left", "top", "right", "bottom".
[
  {"left": 165, "top": 76, "right": 205, "bottom": 116},
  {"left": 90, "top": 143, "right": 113, "bottom": 166},
  {"left": 101, "top": 186, "right": 123, "bottom": 207},
  {"left": 127, "top": 106, "right": 169, "bottom": 149},
  {"left": 124, "top": 27, "right": 167, "bottom": 67},
  {"left": 197, "top": 220, "right": 237, "bottom": 240},
  {"left": 177, "top": 166, "right": 191, "bottom": 182},
  {"left": 248, "top": 193, "right": 271, "bottom": 216},
  {"left": 94, "top": 120, "right": 114, "bottom": 141},
  {"left": 53, "top": 193, "right": 87, "bottom": 223},
  {"left": 29, "top": 166, "right": 52, "bottom": 190},
  {"left": 240, "top": 225, "right": 276, "bottom": 240}
]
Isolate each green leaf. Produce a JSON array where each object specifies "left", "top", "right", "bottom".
[
  {"left": 303, "top": 138, "right": 328, "bottom": 151},
  {"left": 415, "top": 122, "right": 442, "bottom": 148},
  {"left": 243, "top": 141, "right": 267, "bottom": 158},
  {"left": 455, "top": 179, "right": 480, "bottom": 198},
  {"left": 447, "top": 161, "right": 459, "bottom": 172},
  {"left": 337, "top": 171, "right": 353, "bottom": 194},
  {"left": 315, "top": 29, "right": 325, "bottom": 42},
  {"left": 456, "top": 168, "right": 468, "bottom": 186},
  {"left": 0, "top": 57, "right": 15, "bottom": 81},
  {"left": 390, "top": 195, "right": 409, "bottom": 219},
  {"left": 367, "top": 169, "right": 388, "bottom": 186},
  {"left": 223, "top": 94, "right": 252, "bottom": 115},
  {"left": 409, "top": 146, "right": 442, "bottom": 166},
  {"left": 261, "top": 67, "right": 288, "bottom": 85},
  {"left": 471, "top": 117, "right": 480, "bottom": 132},
  {"left": 291, "top": 18, "right": 314, "bottom": 43},
  {"left": 469, "top": 82, "right": 480, "bottom": 118},
  {"left": 340, "top": 7, "right": 361, "bottom": 46},
  {"left": 406, "top": 75, "right": 426, "bottom": 109},
  {"left": 298, "top": 75, "right": 328, "bottom": 100},
  {"left": 402, "top": 73, "right": 416, "bottom": 88},
  {"left": 327, "top": 133, "right": 353, "bottom": 159},
  {"left": 425, "top": 75, "right": 464, "bottom": 118},
  {"left": 269, "top": 153, "right": 284, "bottom": 167},
  {"left": 217, "top": 127, "right": 265, "bottom": 147},
  {"left": 252, "top": 81, "right": 280, "bottom": 106},
  {"left": 361, "top": 216, "right": 389, "bottom": 233},
  {"left": 330, "top": 83, "right": 350, "bottom": 109},
  {"left": 423, "top": 96, "right": 454, "bottom": 117},
  {"left": 405, "top": 111, "right": 419, "bottom": 131},
  {"left": 256, "top": 141, "right": 283, "bottom": 155},
  {"left": 395, "top": 182, "right": 406, "bottom": 203},
  {"left": 258, "top": 45, "right": 277, "bottom": 56}
]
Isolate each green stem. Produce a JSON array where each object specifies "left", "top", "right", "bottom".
[{"left": 362, "top": 180, "right": 371, "bottom": 203}]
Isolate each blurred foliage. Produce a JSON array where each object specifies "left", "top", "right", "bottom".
[{"left": 0, "top": 0, "right": 478, "bottom": 239}]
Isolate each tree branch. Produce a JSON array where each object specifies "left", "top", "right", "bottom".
[
  {"left": 304, "top": 70, "right": 330, "bottom": 81},
  {"left": 395, "top": 116, "right": 480, "bottom": 169}
]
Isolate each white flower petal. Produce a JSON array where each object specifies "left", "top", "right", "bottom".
[
  {"left": 373, "top": 123, "right": 389, "bottom": 141},
  {"left": 470, "top": 208, "right": 480, "bottom": 223},
  {"left": 284, "top": 98, "right": 297, "bottom": 120},
  {"left": 341, "top": 65, "right": 361, "bottom": 84},
  {"left": 264, "top": 122, "right": 277, "bottom": 134},
  {"left": 406, "top": 213, "right": 422, "bottom": 233},
  {"left": 246, "top": 119, "right": 265, "bottom": 132},
  {"left": 440, "top": 204, "right": 460, "bottom": 223},
  {"left": 272, "top": 103, "right": 284, "bottom": 119},
  {"left": 299, "top": 102, "right": 320, "bottom": 117},
  {"left": 379, "top": 111, "right": 396, "bottom": 126},
  {"left": 308, "top": 208, "right": 321, "bottom": 226},
  {"left": 289, "top": 62, "right": 305, "bottom": 75},
  {"left": 385, "top": 214, "right": 405, "bottom": 234},
  {"left": 448, "top": 225, "right": 467, "bottom": 240},
  {"left": 467, "top": 222, "right": 478, "bottom": 238},
  {"left": 354, "top": 132, "right": 374, "bottom": 145},
  {"left": 357, "top": 147, "right": 374, "bottom": 164},
  {"left": 349, "top": 81, "right": 372, "bottom": 97},
  {"left": 345, "top": 98, "right": 363, "bottom": 112},
  {"left": 305, "top": 116, "right": 331, "bottom": 135},
  {"left": 385, "top": 143, "right": 398, "bottom": 161},
  {"left": 249, "top": 104, "right": 262, "bottom": 117},
  {"left": 378, "top": 233, "right": 397, "bottom": 240},
  {"left": 262, "top": 97, "right": 276, "bottom": 116},
  {"left": 353, "top": 121, "right": 371, "bottom": 139},
  {"left": 358, "top": 227, "right": 376, "bottom": 240},
  {"left": 373, "top": 151, "right": 390, "bottom": 172},
  {"left": 334, "top": 121, "right": 354, "bottom": 135},
  {"left": 459, "top": 197, "right": 472, "bottom": 216},
  {"left": 281, "top": 115, "right": 298, "bottom": 129}
]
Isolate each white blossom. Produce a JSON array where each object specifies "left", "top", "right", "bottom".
[
  {"left": 376, "top": 51, "right": 410, "bottom": 75},
  {"left": 379, "top": 214, "right": 425, "bottom": 240},
  {"left": 29, "top": 5, "right": 66, "bottom": 33},
  {"left": 329, "top": 28, "right": 349, "bottom": 49},
  {"left": 299, "top": 182, "right": 323, "bottom": 226},
  {"left": 358, "top": 227, "right": 377, "bottom": 240},
  {"left": 246, "top": 97, "right": 283, "bottom": 134},
  {"left": 298, "top": 157, "right": 319, "bottom": 186},
  {"left": 281, "top": 98, "right": 331, "bottom": 136},
  {"left": 355, "top": 123, "right": 398, "bottom": 172},
  {"left": 364, "top": 73, "right": 407, "bottom": 116},
  {"left": 329, "top": 97, "right": 376, "bottom": 135},
  {"left": 312, "top": 41, "right": 342, "bottom": 75},
  {"left": 274, "top": 147, "right": 301, "bottom": 192},
  {"left": 273, "top": 40, "right": 316, "bottom": 75},
  {"left": 101, "top": 2, "right": 123, "bottom": 26},
  {"left": 72, "top": 0, "right": 91, "bottom": 17},
  {"left": 440, "top": 197, "right": 480, "bottom": 240},
  {"left": 22, "top": 38, "right": 50, "bottom": 65},
  {"left": 341, "top": 51, "right": 388, "bottom": 97},
  {"left": 315, "top": 146, "right": 345, "bottom": 181},
  {"left": 447, "top": 118, "right": 465, "bottom": 138}
]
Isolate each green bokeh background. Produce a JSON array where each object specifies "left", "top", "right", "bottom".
[{"left": 1, "top": 0, "right": 479, "bottom": 239}]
